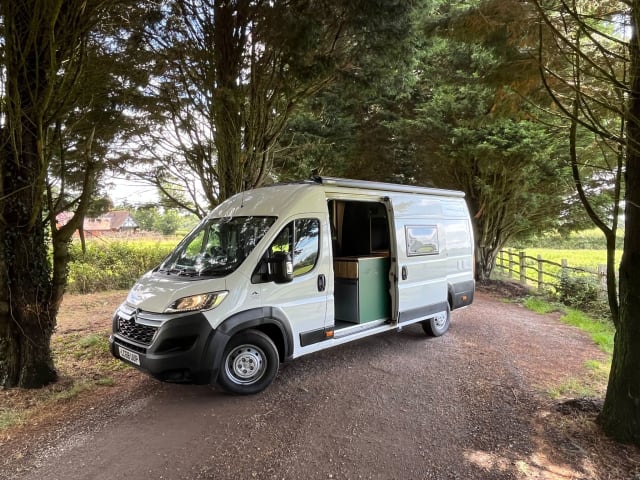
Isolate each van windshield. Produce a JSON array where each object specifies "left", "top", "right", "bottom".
[{"left": 157, "top": 216, "right": 276, "bottom": 277}]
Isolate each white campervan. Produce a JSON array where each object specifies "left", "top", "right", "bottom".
[{"left": 110, "top": 177, "right": 475, "bottom": 394}]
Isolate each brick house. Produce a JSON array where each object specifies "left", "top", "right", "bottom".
[{"left": 57, "top": 210, "right": 139, "bottom": 237}]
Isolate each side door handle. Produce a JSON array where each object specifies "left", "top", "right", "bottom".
[
  {"left": 401, "top": 266, "right": 408, "bottom": 280},
  {"left": 317, "top": 274, "right": 326, "bottom": 292}
]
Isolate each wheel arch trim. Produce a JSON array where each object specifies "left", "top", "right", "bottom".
[{"left": 216, "top": 306, "right": 293, "bottom": 359}]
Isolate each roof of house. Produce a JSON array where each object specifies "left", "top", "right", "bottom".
[
  {"left": 56, "top": 210, "right": 139, "bottom": 232},
  {"left": 102, "top": 210, "right": 138, "bottom": 230}
]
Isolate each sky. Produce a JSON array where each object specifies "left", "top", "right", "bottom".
[{"left": 108, "top": 177, "right": 159, "bottom": 206}]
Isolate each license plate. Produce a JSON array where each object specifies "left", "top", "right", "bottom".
[{"left": 118, "top": 346, "right": 140, "bottom": 366}]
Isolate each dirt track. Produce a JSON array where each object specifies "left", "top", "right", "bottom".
[{"left": 2, "top": 292, "right": 639, "bottom": 480}]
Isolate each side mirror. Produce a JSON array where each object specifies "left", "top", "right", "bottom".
[{"left": 271, "top": 251, "right": 294, "bottom": 283}]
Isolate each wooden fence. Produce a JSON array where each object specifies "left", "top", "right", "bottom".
[{"left": 494, "top": 249, "right": 608, "bottom": 293}]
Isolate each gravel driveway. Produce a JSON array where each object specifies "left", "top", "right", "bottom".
[{"left": 2, "top": 292, "right": 638, "bottom": 480}]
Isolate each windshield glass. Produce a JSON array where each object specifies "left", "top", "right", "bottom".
[{"left": 158, "top": 216, "right": 276, "bottom": 277}]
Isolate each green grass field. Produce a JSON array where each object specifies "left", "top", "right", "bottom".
[
  {"left": 500, "top": 248, "right": 619, "bottom": 270},
  {"left": 523, "top": 248, "right": 620, "bottom": 270},
  {"left": 495, "top": 248, "right": 619, "bottom": 287}
]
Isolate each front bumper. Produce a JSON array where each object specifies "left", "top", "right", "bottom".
[{"left": 110, "top": 305, "right": 230, "bottom": 384}]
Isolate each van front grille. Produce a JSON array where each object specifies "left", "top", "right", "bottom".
[{"left": 116, "top": 315, "right": 157, "bottom": 345}]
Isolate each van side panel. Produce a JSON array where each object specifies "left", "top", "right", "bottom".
[{"left": 442, "top": 218, "right": 475, "bottom": 309}]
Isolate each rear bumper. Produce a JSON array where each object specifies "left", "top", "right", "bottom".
[{"left": 451, "top": 279, "right": 475, "bottom": 309}]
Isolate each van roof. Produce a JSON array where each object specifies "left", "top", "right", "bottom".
[
  {"left": 210, "top": 177, "right": 465, "bottom": 219},
  {"left": 309, "top": 176, "right": 465, "bottom": 198}
]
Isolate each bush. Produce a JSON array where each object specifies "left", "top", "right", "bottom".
[
  {"left": 556, "top": 271, "right": 610, "bottom": 320},
  {"left": 67, "top": 239, "right": 177, "bottom": 293}
]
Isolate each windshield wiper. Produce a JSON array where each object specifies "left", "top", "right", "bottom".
[
  {"left": 158, "top": 267, "right": 198, "bottom": 277},
  {"left": 177, "top": 268, "right": 198, "bottom": 277},
  {"left": 199, "top": 266, "right": 234, "bottom": 276}
]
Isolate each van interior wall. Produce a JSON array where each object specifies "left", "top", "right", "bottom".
[{"left": 332, "top": 201, "right": 389, "bottom": 257}]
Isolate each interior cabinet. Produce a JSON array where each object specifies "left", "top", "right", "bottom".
[{"left": 334, "top": 256, "right": 390, "bottom": 323}]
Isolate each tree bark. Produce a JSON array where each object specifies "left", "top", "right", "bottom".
[
  {"left": 0, "top": 1, "right": 58, "bottom": 387},
  {"left": 0, "top": 131, "right": 58, "bottom": 387},
  {"left": 212, "top": 0, "right": 248, "bottom": 201},
  {"left": 598, "top": 1, "right": 640, "bottom": 445},
  {"left": 0, "top": 0, "right": 100, "bottom": 388}
]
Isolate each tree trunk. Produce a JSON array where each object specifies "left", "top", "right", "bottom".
[
  {"left": 0, "top": 0, "right": 92, "bottom": 388},
  {"left": 213, "top": 0, "right": 248, "bottom": 201},
  {"left": 475, "top": 246, "right": 499, "bottom": 282},
  {"left": 599, "top": 244, "right": 640, "bottom": 444},
  {"left": 0, "top": 133, "right": 57, "bottom": 387},
  {"left": 598, "top": 3, "right": 640, "bottom": 445},
  {"left": 604, "top": 232, "right": 619, "bottom": 324}
]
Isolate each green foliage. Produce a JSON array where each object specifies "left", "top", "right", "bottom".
[
  {"left": 547, "top": 377, "right": 601, "bottom": 400},
  {"left": 130, "top": 208, "right": 157, "bottom": 231},
  {"left": 0, "top": 410, "right": 21, "bottom": 431},
  {"left": 74, "top": 334, "right": 110, "bottom": 360},
  {"left": 518, "top": 248, "right": 620, "bottom": 270},
  {"left": 95, "top": 377, "right": 115, "bottom": 386},
  {"left": 522, "top": 296, "right": 614, "bottom": 357},
  {"left": 154, "top": 210, "right": 182, "bottom": 235},
  {"left": 131, "top": 0, "right": 418, "bottom": 208},
  {"left": 560, "top": 309, "right": 615, "bottom": 355},
  {"left": 496, "top": 247, "right": 615, "bottom": 320},
  {"left": 50, "top": 381, "right": 92, "bottom": 402},
  {"left": 584, "top": 359, "right": 611, "bottom": 381},
  {"left": 557, "top": 271, "right": 610, "bottom": 319},
  {"left": 130, "top": 207, "right": 196, "bottom": 235},
  {"left": 67, "top": 239, "right": 177, "bottom": 293},
  {"left": 523, "top": 297, "right": 559, "bottom": 314}
]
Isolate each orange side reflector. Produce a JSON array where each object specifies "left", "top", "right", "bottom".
[{"left": 325, "top": 330, "right": 334, "bottom": 338}]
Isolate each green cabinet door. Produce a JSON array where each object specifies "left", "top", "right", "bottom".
[
  {"left": 334, "top": 256, "right": 390, "bottom": 323},
  {"left": 358, "top": 257, "right": 390, "bottom": 323}
]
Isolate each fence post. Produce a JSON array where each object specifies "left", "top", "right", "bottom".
[
  {"left": 508, "top": 250, "right": 514, "bottom": 278},
  {"left": 597, "top": 264, "right": 607, "bottom": 291},
  {"left": 537, "top": 255, "right": 544, "bottom": 292},
  {"left": 499, "top": 250, "right": 504, "bottom": 273},
  {"left": 519, "top": 251, "right": 526, "bottom": 285}
]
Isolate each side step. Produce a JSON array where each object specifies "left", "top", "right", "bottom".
[{"left": 333, "top": 319, "right": 388, "bottom": 339}]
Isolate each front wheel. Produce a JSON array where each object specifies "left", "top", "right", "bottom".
[
  {"left": 218, "top": 329, "right": 279, "bottom": 395},
  {"left": 421, "top": 303, "right": 451, "bottom": 337}
]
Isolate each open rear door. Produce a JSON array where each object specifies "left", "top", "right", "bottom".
[{"left": 386, "top": 197, "right": 449, "bottom": 325}]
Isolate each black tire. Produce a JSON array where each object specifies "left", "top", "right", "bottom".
[
  {"left": 421, "top": 303, "right": 451, "bottom": 337},
  {"left": 217, "top": 329, "right": 279, "bottom": 395}
]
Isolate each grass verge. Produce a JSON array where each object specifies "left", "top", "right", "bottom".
[
  {"left": 0, "top": 331, "right": 129, "bottom": 436},
  {"left": 522, "top": 295, "right": 613, "bottom": 400},
  {"left": 0, "top": 410, "right": 23, "bottom": 431},
  {"left": 523, "top": 296, "right": 614, "bottom": 355}
]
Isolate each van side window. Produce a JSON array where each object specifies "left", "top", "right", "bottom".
[
  {"left": 252, "top": 218, "right": 320, "bottom": 282},
  {"left": 406, "top": 225, "right": 439, "bottom": 256}
]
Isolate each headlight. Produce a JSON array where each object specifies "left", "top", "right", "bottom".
[{"left": 164, "top": 291, "right": 228, "bottom": 313}]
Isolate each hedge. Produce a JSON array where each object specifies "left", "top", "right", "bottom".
[{"left": 66, "top": 239, "right": 178, "bottom": 293}]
